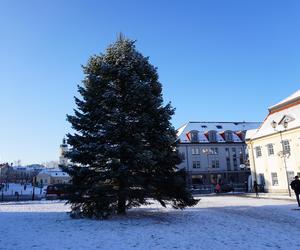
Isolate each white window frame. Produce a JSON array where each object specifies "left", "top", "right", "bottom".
[
  {"left": 287, "top": 171, "right": 294, "bottom": 184},
  {"left": 232, "top": 147, "right": 237, "bottom": 157},
  {"left": 211, "top": 159, "right": 220, "bottom": 169},
  {"left": 191, "top": 147, "right": 200, "bottom": 155},
  {"left": 282, "top": 140, "right": 290, "bottom": 154},
  {"left": 267, "top": 144, "right": 274, "bottom": 156},
  {"left": 255, "top": 146, "right": 262, "bottom": 157},
  {"left": 208, "top": 131, "right": 217, "bottom": 142},
  {"left": 192, "top": 161, "right": 201, "bottom": 169},
  {"left": 225, "top": 131, "right": 233, "bottom": 142},
  {"left": 271, "top": 172, "right": 278, "bottom": 186},
  {"left": 190, "top": 131, "right": 199, "bottom": 142},
  {"left": 210, "top": 147, "right": 218, "bottom": 155}
]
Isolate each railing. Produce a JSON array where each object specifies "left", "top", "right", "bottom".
[
  {"left": 1, "top": 194, "right": 44, "bottom": 202},
  {"left": 190, "top": 184, "right": 214, "bottom": 194},
  {"left": 190, "top": 183, "right": 247, "bottom": 194}
]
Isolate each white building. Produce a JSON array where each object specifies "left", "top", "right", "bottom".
[
  {"left": 246, "top": 89, "right": 300, "bottom": 194},
  {"left": 177, "top": 121, "right": 261, "bottom": 187},
  {"left": 59, "top": 138, "right": 69, "bottom": 166}
]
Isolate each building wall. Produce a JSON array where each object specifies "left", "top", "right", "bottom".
[
  {"left": 177, "top": 143, "right": 249, "bottom": 185},
  {"left": 51, "top": 176, "right": 71, "bottom": 184},
  {"left": 247, "top": 127, "right": 300, "bottom": 193},
  {"left": 36, "top": 173, "right": 51, "bottom": 185},
  {"left": 36, "top": 173, "right": 71, "bottom": 185}
]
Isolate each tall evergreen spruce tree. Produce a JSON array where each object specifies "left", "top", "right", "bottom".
[{"left": 64, "top": 35, "right": 198, "bottom": 218}]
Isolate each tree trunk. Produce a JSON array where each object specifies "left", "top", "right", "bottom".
[{"left": 117, "top": 195, "right": 126, "bottom": 215}]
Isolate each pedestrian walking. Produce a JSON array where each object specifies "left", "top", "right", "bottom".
[
  {"left": 214, "top": 183, "right": 221, "bottom": 194},
  {"left": 253, "top": 181, "right": 259, "bottom": 198},
  {"left": 290, "top": 176, "right": 300, "bottom": 207}
]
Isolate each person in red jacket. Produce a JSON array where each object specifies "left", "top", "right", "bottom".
[{"left": 215, "top": 183, "right": 221, "bottom": 194}]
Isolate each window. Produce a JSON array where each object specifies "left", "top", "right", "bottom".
[
  {"left": 232, "top": 148, "right": 238, "bottom": 170},
  {"left": 287, "top": 171, "right": 295, "bottom": 184},
  {"left": 192, "top": 175, "right": 204, "bottom": 185},
  {"left": 282, "top": 140, "right": 290, "bottom": 154},
  {"left": 211, "top": 160, "right": 220, "bottom": 168},
  {"left": 233, "top": 159, "right": 238, "bottom": 169},
  {"left": 271, "top": 173, "right": 278, "bottom": 186},
  {"left": 226, "top": 158, "right": 231, "bottom": 170},
  {"left": 192, "top": 161, "right": 201, "bottom": 168},
  {"left": 208, "top": 131, "right": 217, "bottom": 142},
  {"left": 225, "top": 148, "right": 230, "bottom": 158},
  {"left": 232, "top": 148, "right": 237, "bottom": 157},
  {"left": 201, "top": 125, "right": 207, "bottom": 129},
  {"left": 239, "top": 148, "right": 244, "bottom": 164},
  {"left": 179, "top": 152, "right": 185, "bottom": 161},
  {"left": 255, "top": 146, "right": 262, "bottom": 157},
  {"left": 225, "top": 148, "right": 231, "bottom": 171},
  {"left": 224, "top": 131, "right": 233, "bottom": 142},
  {"left": 190, "top": 131, "right": 199, "bottom": 142},
  {"left": 258, "top": 173, "right": 265, "bottom": 186},
  {"left": 191, "top": 148, "right": 200, "bottom": 155},
  {"left": 210, "top": 147, "right": 218, "bottom": 155},
  {"left": 267, "top": 144, "right": 274, "bottom": 156},
  {"left": 216, "top": 125, "right": 223, "bottom": 129}
]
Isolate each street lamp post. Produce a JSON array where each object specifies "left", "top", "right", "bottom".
[
  {"left": 185, "top": 145, "right": 191, "bottom": 188},
  {"left": 271, "top": 120, "right": 291, "bottom": 197}
]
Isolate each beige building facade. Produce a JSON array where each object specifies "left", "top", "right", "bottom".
[
  {"left": 36, "top": 169, "right": 71, "bottom": 186},
  {"left": 246, "top": 89, "right": 300, "bottom": 193}
]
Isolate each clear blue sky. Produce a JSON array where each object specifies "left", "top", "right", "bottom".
[{"left": 0, "top": 0, "right": 299, "bottom": 164}]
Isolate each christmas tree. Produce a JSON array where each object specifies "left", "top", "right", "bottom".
[{"left": 64, "top": 35, "right": 198, "bottom": 218}]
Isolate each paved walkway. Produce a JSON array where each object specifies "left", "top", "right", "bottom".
[{"left": 240, "top": 192, "right": 297, "bottom": 201}]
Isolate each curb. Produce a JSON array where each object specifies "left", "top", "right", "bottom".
[{"left": 236, "top": 193, "right": 295, "bottom": 202}]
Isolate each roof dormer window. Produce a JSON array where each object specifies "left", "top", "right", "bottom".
[
  {"left": 224, "top": 130, "right": 233, "bottom": 142},
  {"left": 208, "top": 130, "right": 217, "bottom": 142},
  {"left": 190, "top": 130, "right": 199, "bottom": 142}
]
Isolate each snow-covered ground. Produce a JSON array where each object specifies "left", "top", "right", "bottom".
[{"left": 0, "top": 196, "right": 300, "bottom": 250}]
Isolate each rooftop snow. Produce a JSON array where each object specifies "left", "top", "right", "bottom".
[
  {"left": 39, "top": 169, "right": 70, "bottom": 178},
  {"left": 269, "top": 89, "right": 300, "bottom": 111},
  {"left": 248, "top": 89, "right": 300, "bottom": 140},
  {"left": 177, "top": 121, "right": 261, "bottom": 143}
]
